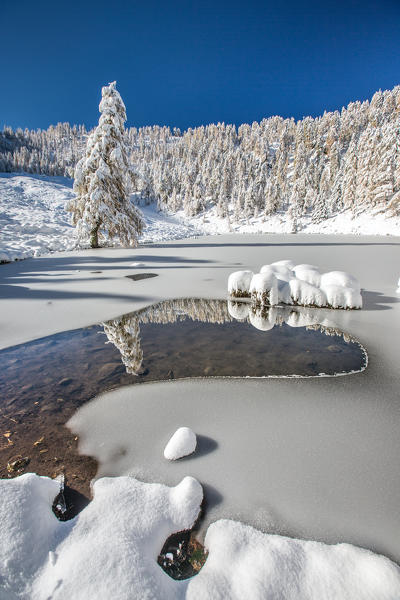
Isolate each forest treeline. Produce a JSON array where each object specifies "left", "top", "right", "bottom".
[{"left": 1, "top": 85, "right": 399, "bottom": 225}]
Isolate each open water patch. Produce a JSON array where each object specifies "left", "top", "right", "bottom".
[
  {"left": 0, "top": 299, "right": 367, "bottom": 412},
  {"left": 0, "top": 298, "right": 366, "bottom": 496}
]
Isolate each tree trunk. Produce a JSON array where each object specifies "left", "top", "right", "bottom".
[{"left": 90, "top": 221, "right": 101, "bottom": 248}]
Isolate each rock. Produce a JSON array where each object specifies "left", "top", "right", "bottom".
[
  {"left": 7, "top": 456, "right": 30, "bottom": 473},
  {"left": 164, "top": 427, "right": 197, "bottom": 461}
]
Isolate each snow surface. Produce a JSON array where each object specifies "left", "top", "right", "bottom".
[
  {"left": 164, "top": 427, "right": 197, "bottom": 460},
  {"left": 1, "top": 473, "right": 399, "bottom": 600},
  {"left": 0, "top": 174, "right": 77, "bottom": 262}
]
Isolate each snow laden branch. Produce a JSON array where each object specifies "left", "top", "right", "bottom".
[{"left": 67, "top": 81, "right": 143, "bottom": 248}]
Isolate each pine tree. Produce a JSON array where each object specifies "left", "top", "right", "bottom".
[{"left": 68, "top": 81, "right": 143, "bottom": 248}]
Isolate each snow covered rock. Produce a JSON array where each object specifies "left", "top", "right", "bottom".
[
  {"left": 260, "top": 263, "right": 294, "bottom": 282},
  {"left": 164, "top": 427, "right": 197, "bottom": 460},
  {"left": 249, "top": 272, "right": 279, "bottom": 306},
  {"left": 321, "top": 284, "right": 362, "bottom": 310},
  {"left": 320, "top": 270, "right": 361, "bottom": 293},
  {"left": 288, "top": 278, "right": 327, "bottom": 307},
  {"left": 293, "top": 264, "right": 322, "bottom": 287},
  {"left": 227, "top": 270, "right": 253, "bottom": 297},
  {"left": 270, "top": 259, "right": 295, "bottom": 270},
  {"left": 229, "top": 263, "right": 361, "bottom": 309}
]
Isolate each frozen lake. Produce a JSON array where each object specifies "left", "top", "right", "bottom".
[{"left": 1, "top": 233, "right": 400, "bottom": 565}]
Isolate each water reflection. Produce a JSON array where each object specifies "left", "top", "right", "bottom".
[
  {"left": 0, "top": 298, "right": 367, "bottom": 499},
  {"left": 101, "top": 298, "right": 366, "bottom": 380}
]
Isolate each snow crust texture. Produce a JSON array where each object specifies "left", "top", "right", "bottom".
[
  {"left": 229, "top": 261, "right": 362, "bottom": 309},
  {"left": 164, "top": 427, "right": 197, "bottom": 460},
  {"left": 1, "top": 473, "right": 399, "bottom": 599}
]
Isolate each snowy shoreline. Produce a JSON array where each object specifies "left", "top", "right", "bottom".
[{"left": 1, "top": 173, "right": 399, "bottom": 264}]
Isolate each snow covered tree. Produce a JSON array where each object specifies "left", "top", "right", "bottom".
[{"left": 68, "top": 81, "right": 143, "bottom": 248}]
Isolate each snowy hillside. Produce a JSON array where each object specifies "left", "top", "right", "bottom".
[
  {"left": 0, "top": 174, "right": 201, "bottom": 262},
  {"left": 2, "top": 173, "right": 400, "bottom": 263}
]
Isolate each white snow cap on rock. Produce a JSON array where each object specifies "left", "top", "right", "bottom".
[
  {"left": 320, "top": 270, "right": 361, "bottom": 292},
  {"left": 164, "top": 427, "right": 197, "bottom": 460},
  {"left": 227, "top": 270, "right": 253, "bottom": 296},
  {"left": 288, "top": 278, "right": 327, "bottom": 307},
  {"left": 260, "top": 263, "right": 294, "bottom": 282},
  {"left": 321, "top": 284, "right": 362, "bottom": 309},
  {"left": 1, "top": 474, "right": 399, "bottom": 599},
  {"left": 249, "top": 272, "right": 279, "bottom": 306},
  {"left": 229, "top": 262, "right": 362, "bottom": 309},
  {"left": 270, "top": 259, "right": 296, "bottom": 270},
  {"left": 293, "top": 264, "right": 322, "bottom": 287}
]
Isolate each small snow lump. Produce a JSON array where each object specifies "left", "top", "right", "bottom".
[{"left": 164, "top": 427, "right": 197, "bottom": 460}]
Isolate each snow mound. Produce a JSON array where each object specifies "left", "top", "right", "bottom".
[
  {"left": 1, "top": 473, "right": 399, "bottom": 599},
  {"left": 320, "top": 270, "right": 361, "bottom": 292},
  {"left": 193, "top": 519, "right": 400, "bottom": 600},
  {"left": 293, "top": 264, "right": 322, "bottom": 287},
  {"left": 260, "top": 263, "right": 294, "bottom": 282},
  {"left": 288, "top": 278, "right": 327, "bottom": 307},
  {"left": 249, "top": 272, "right": 279, "bottom": 306},
  {"left": 164, "top": 427, "right": 197, "bottom": 460},
  {"left": 321, "top": 284, "right": 362, "bottom": 310},
  {"left": 0, "top": 473, "right": 202, "bottom": 599},
  {"left": 227, "top": 270, "right": 253, "bottom": 297},
  {"left": 229, "top": 261, "right": 362, "bottom": 309}
]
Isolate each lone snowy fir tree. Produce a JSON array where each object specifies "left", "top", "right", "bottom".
[{"left": 68, "top": 81, "right": 143, "bottom": 248}]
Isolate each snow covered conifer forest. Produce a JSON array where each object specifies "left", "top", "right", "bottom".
[{"left": 1, "top": 85, "right": 399, "bottom": 227}]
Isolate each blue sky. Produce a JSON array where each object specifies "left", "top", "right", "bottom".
[{"left": 1, "top": 0, "right": 400, "bottom": 131}]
